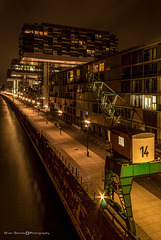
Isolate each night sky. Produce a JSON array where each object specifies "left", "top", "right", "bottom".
[{"left": 1, "top": 0, "right": 161, "bottom": 85}]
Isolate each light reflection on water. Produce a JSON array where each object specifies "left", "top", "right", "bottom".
[{"left": 0, "top": 97, "right": 80, "bottom": 240}]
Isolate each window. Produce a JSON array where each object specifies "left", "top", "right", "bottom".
[
  {"left": 87, "top": 49, "right": 95, "bottom": 56},
  {"left": 144, "top": 49, "right": 149, "bottom": 61},
  {"left": 99, "top": 63, "right": 104, "bottom": 71},
  {"left": 118, "top": 136, "right": 124, "bottom": 147},
  {"left": 144, "top": 78, "right": 157, "bottom": 93},
  {"left": 142, "top": 95, "right": 157, "bottom": 110},
  {"left": 132, "top": 50, "right": 143, "bottom": 64},
  {"left": 108, "top": 131, "right": 111, "bottom": 141},
  {"left": 93, "top": 64, "right": 99, "bottom": 72},
  {"left": 132, "top": 80, "right": 142, "bottom": 93},
  {"left": 152, "top": 47, "right": 157, "bottom": 60},
  {"left": 88, "top": 64, "right": 93, "bottom": 73},
  {"left": 132, "top": 65, "right": 143, "bottom": 78},
  {"left": 85, "top": 111, "right": 88, "bottom": 118},
  {"left": 144, "top": 63, "right": 157, "bottom": 76},
  {"left": 70, "top": 71, "right": 73, "bottom": 83},
  {"left": 76, "top": 69, "right": 80, "bottom": 77}
]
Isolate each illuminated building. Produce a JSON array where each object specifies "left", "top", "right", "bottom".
[
  {"left": 19, "top": 23, "right": 118, "bottom": 106},
  {"left": 7, "top": 59, "right": 42, "bottom": 99},
  {"left": 19, "top": 23, "right": 118, "bottom": 63},
  {"left": 49, "top": 37, "right": 161, "bottom": 143}
]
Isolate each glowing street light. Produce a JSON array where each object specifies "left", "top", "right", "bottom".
[
  {"left": 84, "top": 120, "right": 90, "bottom": 157},
  {"left": 37, "top": 102, "right": 40, "bottom": 117},
  {"left": 32, "top": 100, "right": 35, "bottom": 113},
  {"left": 45, "top": 105, "right": 48, "bottom": 124},
  {"left": 100, "top": 194, "right": 106, "bottom": 206},
  {"left": 58, "top": 110, "right": 62, "bottom": 135}
]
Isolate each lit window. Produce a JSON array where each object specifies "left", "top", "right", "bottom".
[
  {"left": 108, "top": 131, "right": 110, "bottom": 141},
  {"left": 93, "top": 64, "right": 99, "bottom": 72},
  {"left": 152, "top": 47, "right": 157, "bottom": 60},
  {"left": 77, "top": 69, "right": 80, "bottom": 77},
  {"left": 88, "top": 65, "right": 93, "bottom": 72},
  {"left": 68, "top": 71, "right": 73, "bottom": 83},
  {"left": 99, "top": 63, "right": 104, "bottom": 71},
  {"left": 85, "top": 111, "right": 88, "bottom": 117},
  {"left": 143, "top": 95, "right": 157, "bottom": 110},
  {"left": 87, "top": 49, "right": 92, "bottom": 55},
  {"left": 118, "top": 136, "right": 124, "bottom": 147}
]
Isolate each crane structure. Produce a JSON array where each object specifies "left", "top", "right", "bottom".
[
  {"left": 84, "top": 67, "right": 161, "bottom": 236},
  {"left": 86, "top": 70, "right": 124, "bottom": 127}
]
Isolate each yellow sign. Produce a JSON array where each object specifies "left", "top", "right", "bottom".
[{"left": 132, "top": 137, "right": 154, "bottom": 163}]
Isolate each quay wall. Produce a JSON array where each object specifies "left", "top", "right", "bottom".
[{"left": 3, "top": 95, "right": 126, "bottom": 240}]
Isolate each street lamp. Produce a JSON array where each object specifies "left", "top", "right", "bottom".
[
  {"left": 37, "top": 102, "right": 40, "bottom": 117},
  {"left": 45, "top": 105, "right": 48, "bottom": 124},
  {"left": 32, "top": 100, "right": 35, "bottom": 113},
  {"left": 84, "top": 120, "right": 90, "bottom": 157},
  {"left": 58, "top": 110, "right": 62, "bottom": 135}
]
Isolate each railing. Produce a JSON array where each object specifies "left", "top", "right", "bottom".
[{"left": 41, "top": 129, "right": 102, "bottom": 201}]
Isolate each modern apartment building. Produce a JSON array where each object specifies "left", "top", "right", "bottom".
[
  {"left": 18, "top": 23, "right": 118, "bottom": 106},
  {"left": 19, "top": 23, "right": 118, "bottom": 64},
  {"left": 49, "top": 37, "right": 161, "bottom": 143}
]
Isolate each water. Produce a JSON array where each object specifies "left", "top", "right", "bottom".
[{"left": 0, "top": 96, "right": 80, "bottom": 240}]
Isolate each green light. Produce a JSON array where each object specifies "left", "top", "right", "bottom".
[{"left": 101, "top": 199, "right": 106, "bottom": 206}]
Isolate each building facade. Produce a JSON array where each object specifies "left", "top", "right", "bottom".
[
  {"left": 19, "top": 23, "right": 118, "bottom": 62},
  {"left": 7, "top": 59, "right": 43, "bottom": 100},
  {"left": 49, "top": 37, "right": 161, "bottom": 143},
  {"left": 18, "top": 23, "right": 118, "bottom": 107}
]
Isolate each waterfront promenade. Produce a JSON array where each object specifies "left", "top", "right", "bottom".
[{"left": 9, "top": 98, "right": 161, "bottom": 240}]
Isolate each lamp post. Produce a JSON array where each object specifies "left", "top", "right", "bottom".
[
  {"left": 84, "top": 120, "right": 90, "bottom": 157},
  {"left": 58, "top": 110, "right": 62, "bottom": 135},
  {"left": 37, "top": 102, "right": 40, "bottom": 117},
  {"left": 45, "top": 105, "right": 48, "bottom": 124},
  {"left": 28, "top": 99, "right": 31, "bottom": 110},
  {"left": 32, "top": 100, "right": 35, "bottom": 113}
]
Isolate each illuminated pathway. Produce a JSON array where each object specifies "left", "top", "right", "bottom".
[{"left": 12, "top": 99, "right": 161, "bottom": 240}]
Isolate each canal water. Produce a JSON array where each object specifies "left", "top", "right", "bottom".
[{"left": 0, "top": 96, "right": 80, "bottom": 240}]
